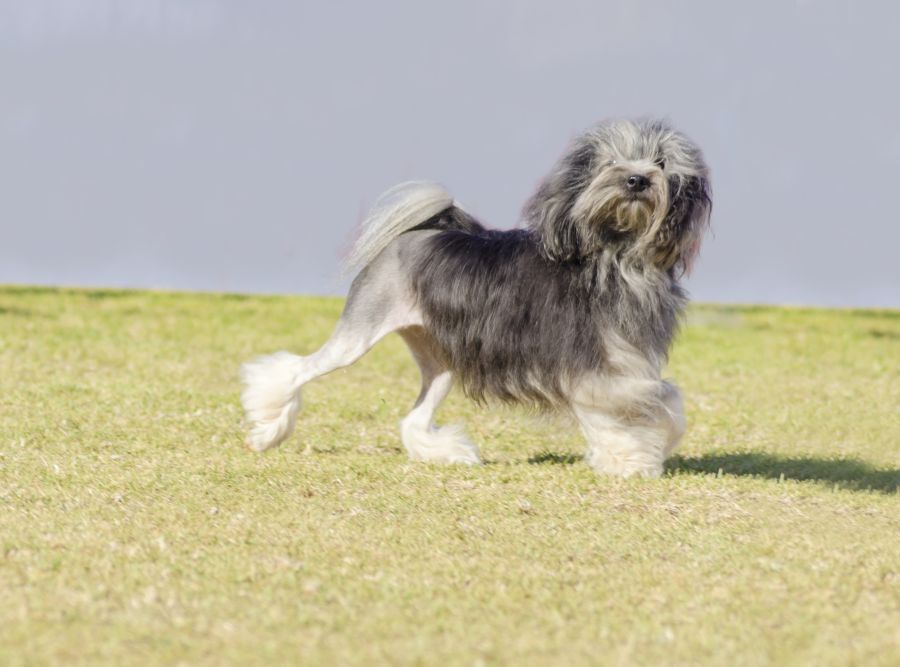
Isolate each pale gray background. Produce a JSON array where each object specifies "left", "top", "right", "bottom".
[{"left": 2, "top": 0, "right": 898, "bottom": 307}]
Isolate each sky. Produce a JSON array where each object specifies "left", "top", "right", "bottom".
[{"left": 1, "top": 0, "right": 898, "bottom": 307}]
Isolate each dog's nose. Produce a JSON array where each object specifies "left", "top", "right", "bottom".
[{"left": 625, "top": 174, "right": 650, "bottom": 192}]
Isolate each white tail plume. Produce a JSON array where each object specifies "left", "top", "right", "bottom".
[{"left": 345, "top": 181, "right": 455, "bottom": 274}]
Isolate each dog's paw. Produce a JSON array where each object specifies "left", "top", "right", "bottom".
[
  {"left": 586, "top": 446, "right": 663, "bottom": 479},
  {"left": 402, "top": 422, "right": 482, "bottom": 465}
]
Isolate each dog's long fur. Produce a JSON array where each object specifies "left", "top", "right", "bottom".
[{"left": 241, "top": 118, "right": 711, "bottom": 478}]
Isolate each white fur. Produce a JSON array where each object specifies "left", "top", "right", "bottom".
[
  {"left": 345, "top": 181, "right": 455, "bottom": 275},
  {"left": 242, "top": 181, "right": 441, "bottom": 455},
  {"left": 578, "top": 411, "right": 667, "bottom": 478},
  {"left": 569, "top": 336, "right": 685, "bottom": 478},
  {"left": 401, "top": 422, "right": 481, "bottom": 464},
  {"left": 240, "top": 351, "right": 305, "bottom": 452},
  {"left": 241, "top": 297, "right": 423, "bottom": 452},
  {"left": 661, "top": 380, "right": 686, "bottom": 458},
  {"left": 399, "top": 370, "right": 480, "bottom": 464}
]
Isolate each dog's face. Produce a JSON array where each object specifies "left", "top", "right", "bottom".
[{"left": 526, "top": 119, "right": 711, "bottom": 274}]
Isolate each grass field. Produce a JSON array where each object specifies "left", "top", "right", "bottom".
[{"left": 1, "top": 286, "right": 898, "bottom": 666}]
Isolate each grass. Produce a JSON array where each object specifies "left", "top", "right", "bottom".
[{"left": 1, "top": 286, "right": 898, "bottom": 666}]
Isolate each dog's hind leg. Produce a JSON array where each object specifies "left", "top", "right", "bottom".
[
  {"left": 241, "top": 258, "right": 419, "bottom": 452},
  {"left": 397, "top": 327, "right": 481, "bottom": 464}
]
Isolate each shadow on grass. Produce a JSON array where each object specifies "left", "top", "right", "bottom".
[
  {"left": 528, "top": 452, "right": 581, "bottom": 465},
  {"left": 668, "top": 452, "right": 899, "bottom": 494},
  {"left": 527, "top": 450, "right": 898, "bottom": 494}
]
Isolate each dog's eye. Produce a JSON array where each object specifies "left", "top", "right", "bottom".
[{"left": 655, "top": 157, "right": 666, "bottom": 170}]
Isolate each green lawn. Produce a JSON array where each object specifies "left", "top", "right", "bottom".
[{"left": 1, "top": 286, "right": 898, "bottom": 666}]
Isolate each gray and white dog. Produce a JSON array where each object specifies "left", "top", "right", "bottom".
[{"left": 241, "top": 118, "right": 711, "bottom": 478}]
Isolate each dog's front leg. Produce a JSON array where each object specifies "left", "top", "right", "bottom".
[{"left": 571, "top": 377, "right": 683, "bottom": 479}]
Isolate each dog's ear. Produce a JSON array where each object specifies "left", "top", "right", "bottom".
[
  {"left": 524, "top": 138, "right": 594, "bottom": 261},
  {"left": 663, "top": 174, "right": 712, "bottom": 275}
]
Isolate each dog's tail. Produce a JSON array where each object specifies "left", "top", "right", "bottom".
[
  {"left": 241, "top": 183, "right": 476, "bottom": 453},
  {"left": 344, "top": 181, "right": 477, "bottom": 275}
]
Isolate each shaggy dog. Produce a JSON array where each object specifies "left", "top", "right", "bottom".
[{"left": 241, "top": 118, "right": 711, "bottom": 478}]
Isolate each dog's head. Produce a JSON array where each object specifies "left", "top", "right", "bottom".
[{"left": 525, "top": 119, "right": 711, "bottom": 274}]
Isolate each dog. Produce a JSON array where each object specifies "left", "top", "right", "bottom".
[{"left": 241, "top": 118, "right": 711, "bottom": 478}]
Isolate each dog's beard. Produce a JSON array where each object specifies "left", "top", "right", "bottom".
[
  {"left": 612, "top": 197, "right": 656, "bottom": 233},
  {"left": 572, "top": 172, "right": 669, "bottom": 242}
]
